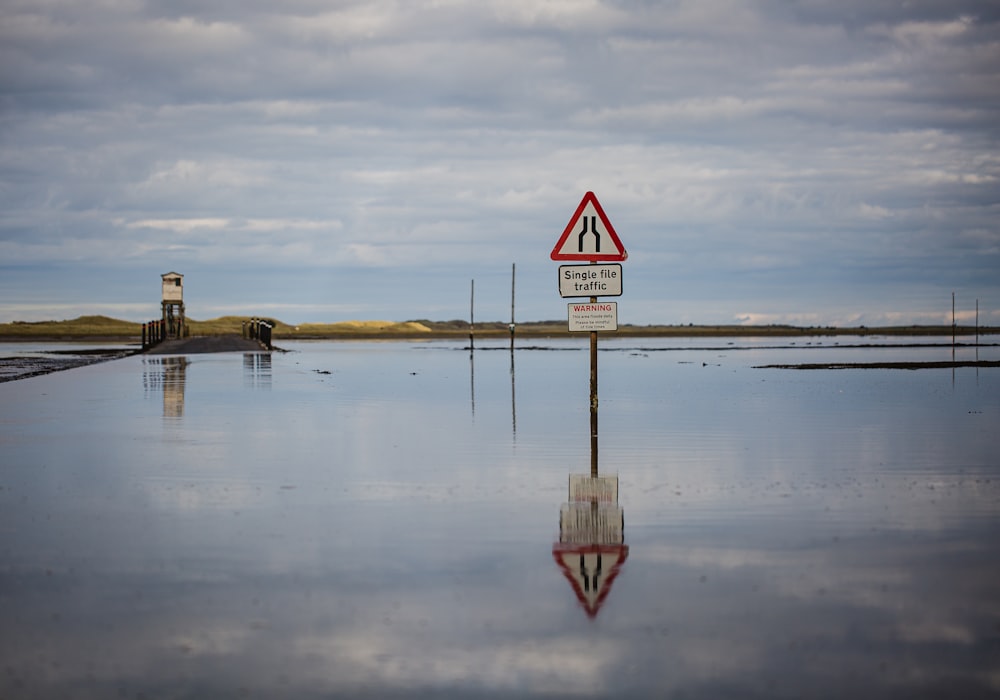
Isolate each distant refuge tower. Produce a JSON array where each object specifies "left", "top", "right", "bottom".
[{"left": 161, "top": 272, "right": 185, "bottom": 338}]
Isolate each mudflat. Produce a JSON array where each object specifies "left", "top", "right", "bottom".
[{"left": 0, "top": 347, "right": 137, "bottom": 383}]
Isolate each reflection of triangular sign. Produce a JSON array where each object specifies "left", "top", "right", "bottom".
[
  {"left": 552, "top": 543, "right": 630, "bottom": 618},
  {"left": 551, "top": 192, "right": 627, "bottom": 262}
]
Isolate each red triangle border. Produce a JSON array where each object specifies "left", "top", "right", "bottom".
[
  {"left": 552, "top": 543, "right": 630, "bottom": 618},
  {"left": 550, "top": 192, "right": 627, "bottom": 262}
]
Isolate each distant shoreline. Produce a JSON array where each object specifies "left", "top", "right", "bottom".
[
  {"left": 1, "top": 315, "right": 997, "bottom": 342},
  {"left": 1, "top": 328, "right": 998, "bottom": 343}
]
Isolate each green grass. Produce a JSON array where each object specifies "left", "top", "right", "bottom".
[
  {"left": 185, "top": 316, "right": 289, "bottom": 336},
  {"left": 0, "top": 315, "right": 141, "bottom": 338}
]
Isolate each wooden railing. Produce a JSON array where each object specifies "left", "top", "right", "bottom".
[
  {"left": 142, "top": 320, "right": 166, "bottom": 350},
  {"left": 243, "top": 318, "right": 273, "bottom": 350}
]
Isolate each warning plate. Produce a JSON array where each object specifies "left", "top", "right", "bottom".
[{"left": 567, "top": 302, "right": 618, "bottom": 332}]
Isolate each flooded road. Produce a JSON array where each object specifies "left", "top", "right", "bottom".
[{"left": 1, "top": 338, "right": 998, "bottom": 698}]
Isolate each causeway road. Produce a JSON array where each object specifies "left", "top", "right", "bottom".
[{"left": 145, "top": 335, "right": 269, "bottom": 355}]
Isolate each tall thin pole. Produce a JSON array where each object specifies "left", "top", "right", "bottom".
[
  {"left": 469, "top": 279, "right": 475, "bottom": 352},
  {"left": 510, "top": 263, "right": 516, "bottom": 353},
  {"left": 952, "top": 291, "right": 956, "bottom": 361}
]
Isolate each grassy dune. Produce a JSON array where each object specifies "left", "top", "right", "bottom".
[
  {"left": 0, "top": 315, "right": 995, "bottom": 341},
  {"left": 0, "top": 315, "right": 141, "bottom": 338},
  {"left": 291, "top": 320, "right": 432, "bottom": 336}
]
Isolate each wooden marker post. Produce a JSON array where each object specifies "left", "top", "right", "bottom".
[{"left": 590, "top": 272, "right": 599, "bottom": 478}]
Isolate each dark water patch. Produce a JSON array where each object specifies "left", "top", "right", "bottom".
[
  {"left": 755, "top": 361, "right": 1000, "bottom": 370},
  {"left": 470, "top": 345, "right": 581, "bottom": 351},
  {"left": 607, "top": 341, "right": 1000, "bottom": 353}
]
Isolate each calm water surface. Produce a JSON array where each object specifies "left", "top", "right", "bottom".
[{"left": 1, "top": 337, "right": 998, "bottom": 699}]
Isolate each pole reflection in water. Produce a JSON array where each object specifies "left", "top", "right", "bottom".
[
  {"left": 467, "top": 345, "right": 519, "bottom": 439},
  {"left": 469, "top": 347, "right": 475, "bottom": 417},
  {"left": 142, "top": 356, "right": 189, "bottom": 418},
  {"left": 510, "top": 349, "right": 517, "bottom": 440}
]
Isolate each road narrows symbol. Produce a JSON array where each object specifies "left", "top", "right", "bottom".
[
  {"left": 578, "top": 216, "right": 600, "bottom": 253},
  {"left": 579, "top": 552, "right": 603, "bottom": 592}
]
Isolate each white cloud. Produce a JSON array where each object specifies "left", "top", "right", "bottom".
[{"left": 880, "top": 15, "right": 975, "bottom": 45}]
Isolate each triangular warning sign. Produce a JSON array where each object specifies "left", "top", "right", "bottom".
[
  {"left": 551, "top": 192, "right": 627, "bottom": 262},
  {"left": 552, "top": 543, "right": 630, "bottom": 618}
]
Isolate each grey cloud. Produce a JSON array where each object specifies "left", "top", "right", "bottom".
[{"left": 0, "top": 0, "right": 997, "bottom": 323}]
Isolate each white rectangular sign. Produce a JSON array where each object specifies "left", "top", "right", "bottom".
[
  {"left": 568, "top": 302, "right": 618, "bottom": 332},
  {"left": 558, "top": 264, "right": 622, "bottom": 298}
]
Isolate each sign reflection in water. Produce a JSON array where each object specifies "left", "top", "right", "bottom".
[{"left": 553, "top": 473, "right": 629, "bottom": 618}]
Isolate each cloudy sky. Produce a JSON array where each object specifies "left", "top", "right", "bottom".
[{"left": 2, "top": 0, "right": 998, "bottom": 327}]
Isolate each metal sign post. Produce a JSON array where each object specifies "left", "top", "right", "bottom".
[{"left": 589, "top": 280, "right": 599, "bottom": 477}]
